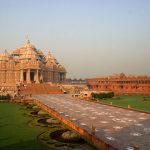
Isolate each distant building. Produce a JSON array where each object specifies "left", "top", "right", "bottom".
[
  {"left": 62, "top": 78, "right": 87, "bottom": 94},
  {"left": 65, "top": 78, "right": 87, "bottom": 84},
  {"left": 0, "top": 39, "right": 66, "bottom": 91},
  {"left": 87, "top": 73, "right": 150, "bottom": 94}
]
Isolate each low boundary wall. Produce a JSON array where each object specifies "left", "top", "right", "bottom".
[
  {"left": 72, "top": 96, "right": 150, "bottom": 114},
  {"left": 14, "top": 98, "right": 118, "bottom": 150},
  {"left": 94, "top": 101, "right": 150, "bottom": 114}
]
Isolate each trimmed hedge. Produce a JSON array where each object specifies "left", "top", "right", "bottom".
[
  {"left": 62, "top": 131, "right": 80, "bottom": 141},
  {"left": 91, "top": 92, "right": 114, "bottom": 99},
  {"left": 0, "top": 94, "right": 11, "bottom": 100}
]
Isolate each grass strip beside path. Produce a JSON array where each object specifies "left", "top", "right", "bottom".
[{"left": 100, "top": 94, "right": 150, "bottom": 112}]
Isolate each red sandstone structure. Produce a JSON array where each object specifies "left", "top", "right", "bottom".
[{"left": 87, "top": 73, "right": 150, "bottom": 94}]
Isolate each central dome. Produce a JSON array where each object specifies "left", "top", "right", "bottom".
[
  {"left": 21, "top": 48, "right": 38, "bottom": 59},
  {"left": 22, "top": 40, "right": 36, "bottom": 51}
]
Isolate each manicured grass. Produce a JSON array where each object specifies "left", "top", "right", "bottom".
[
  {"left": 0, "top": 102, "right": 53, "bottom": 150},
  {"left": 100, "top": 94, "right": 150, "bottom": 112}
]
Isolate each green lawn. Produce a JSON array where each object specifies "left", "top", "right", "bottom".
[
  {"left": 0, "top": 102, "right": 52, "bottom": 150},
  {"left": 101, "top": 94, "right": 150, "bottom": 112}
]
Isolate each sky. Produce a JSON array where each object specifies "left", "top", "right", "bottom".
[{"left": 0, "top": 0, "right": 150, "bottom": 78}]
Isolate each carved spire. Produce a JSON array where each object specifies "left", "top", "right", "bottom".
[
  {"left": 4, "top": 49, "right": 8, "bottom": 53},
  {"left": 25, "top": 35, "right": 30, "bottom": 44},
  {"left": 48, "top": 51, "right": 51, "bottom": 55}
]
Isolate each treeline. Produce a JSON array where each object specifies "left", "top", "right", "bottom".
[
  {"left": 91, "top": 92, "right": 114, "bottom": 99},
  {"left": 0, "top": 94, "right": 11, "bottom": 100}
]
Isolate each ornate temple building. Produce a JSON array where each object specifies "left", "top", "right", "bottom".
[
  {"left": 87, "top": 73, "right": 150, "bottom": 94},
  {"left": 0, "top": 40, "right": 66, "bottom": 91}
]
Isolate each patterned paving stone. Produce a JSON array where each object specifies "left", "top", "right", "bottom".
[{"left": 33, "top": 94, "right": 150, "bottom": 150}]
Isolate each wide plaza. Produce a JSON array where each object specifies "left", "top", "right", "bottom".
[{"left": 33, "top": 94, "right": 150, "bottom": 150}]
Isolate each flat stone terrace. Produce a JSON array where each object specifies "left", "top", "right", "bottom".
[{"left": 33, "top": 94, "right": 150, "bottom": 150}]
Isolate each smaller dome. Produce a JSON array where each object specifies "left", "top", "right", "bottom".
[
  {"left": 37, "top": 50, "right": 44, "bottom": 56},
  {"left": 57, "top": 64, "right": 66, "bottom": 72},
  {"left": 46, "top": 51, "right": 53, "bottom": 61},
  {"left": 0, "top": 49, "right": 10, "bottom": 61},
  {"left": 45, "top": 51, "right": 59, "bottom": 65},
  {"left": 119, "top": 72, "right": 126, "bottom": 78}
]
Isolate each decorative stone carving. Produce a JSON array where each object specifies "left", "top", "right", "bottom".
[{"left": 0, "top": 39, "right": 66, "bottom": 90}]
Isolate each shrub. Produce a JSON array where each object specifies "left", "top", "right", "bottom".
[
  {"left": 46, "top": 118, "right": 59, "bottom": 124},
  {"left": 32, "top": 106, "right": 39, "bottom": 109},
  {"left": 91, "top": 92, "right": 114, "bottom": 100},
  {"left": 38, "top": 110, "right": 48, "bottom": 115},
  {"left": 61, "top": 131, "right": 80, "bottom": 140},
  {"left": 1, "top": 95, "right": 5, "bottom": 100},
  {"left": 6, "top": 94, "right": 11, "bottom": 100},
  {"left": 0, "top": 94, "right": 11, "bottom": 100}
]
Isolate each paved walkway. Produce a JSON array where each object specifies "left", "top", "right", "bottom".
[{"left": 33, "top": 94, "right": 150, "bottom": 150}]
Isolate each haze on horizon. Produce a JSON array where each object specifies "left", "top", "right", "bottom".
[{"left": 0, "top": 0, "right": 150, "bottom": 79}]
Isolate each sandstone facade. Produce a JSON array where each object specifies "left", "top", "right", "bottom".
[{"left": 0, "top": 40, "right": 66, "bottom": 91}]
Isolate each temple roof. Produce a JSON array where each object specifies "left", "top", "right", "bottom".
[
  {"left": 0, "top": 49, "right": 10, "bottom": 61},
  {"left": 46, "top": 51, "right": 53, "bottom": 61},
  {"left": 0, "top": 39, "right": 66, "bottom": 72},
  {"left": 13, "top": 40, "right": 36, "bottom": 55},
  {"left": 22, "top": 39, "right": 36, "bottom": 50}
]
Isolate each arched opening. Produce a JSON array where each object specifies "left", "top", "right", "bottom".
[
  {"left": 30, "top": 72, "right": 34, "bottom": 82},
  {"left": 23, "top": 72, "right": 26, "bottom": 81},
  {"left": 120, "top": 85, "right": 123, "bottom": 89}
]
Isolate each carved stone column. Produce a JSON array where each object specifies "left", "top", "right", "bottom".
[
  {"left": 35, "top": 69, "right": 39, "bottom": 83},
  {"left": 39, "top": 70, "right": 43, "bottom": 82},
  {"left": 27, "top": 69, "right": 31, "bottom": 83},
  {"left": 20, "top": 70, "right": 23, "bottom": 82}
]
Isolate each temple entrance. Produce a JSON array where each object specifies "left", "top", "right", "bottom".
[
  {"left": 30, "top": 72, "right": 35, "bottom": 82},
  {"left": 59, "top": 73, "right": 64, "bottom": 81},
  {"left": 23, "top": 72, "right": 26, "bottom": 81}
]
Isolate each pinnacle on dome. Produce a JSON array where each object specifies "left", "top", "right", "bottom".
[
  {"left": 4, "top": 49, "right": 10, "bottom": 56},
  {"left": 48, "top": 51, "right": 52, "bottom": 56},
  {"left": 48, "top": 51, "right": 51, "bottom": 55},
  {"left": 46, "top": 51, "right": 53, "bottom": 61},
  {"left": 27, "top": 39, "right": 30, "bottom": 44},
  {"left": 25, "top": 39, "right": 31, "bottom": 46},
  {"left": 22, "top": 37, "right": 36, "bottom": 51},
  {"left": 25, "top": 35, "right": 30, "bottom": 44},
  {"left": 4, "top": 49, "right": 8, "bottom": 53}
]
